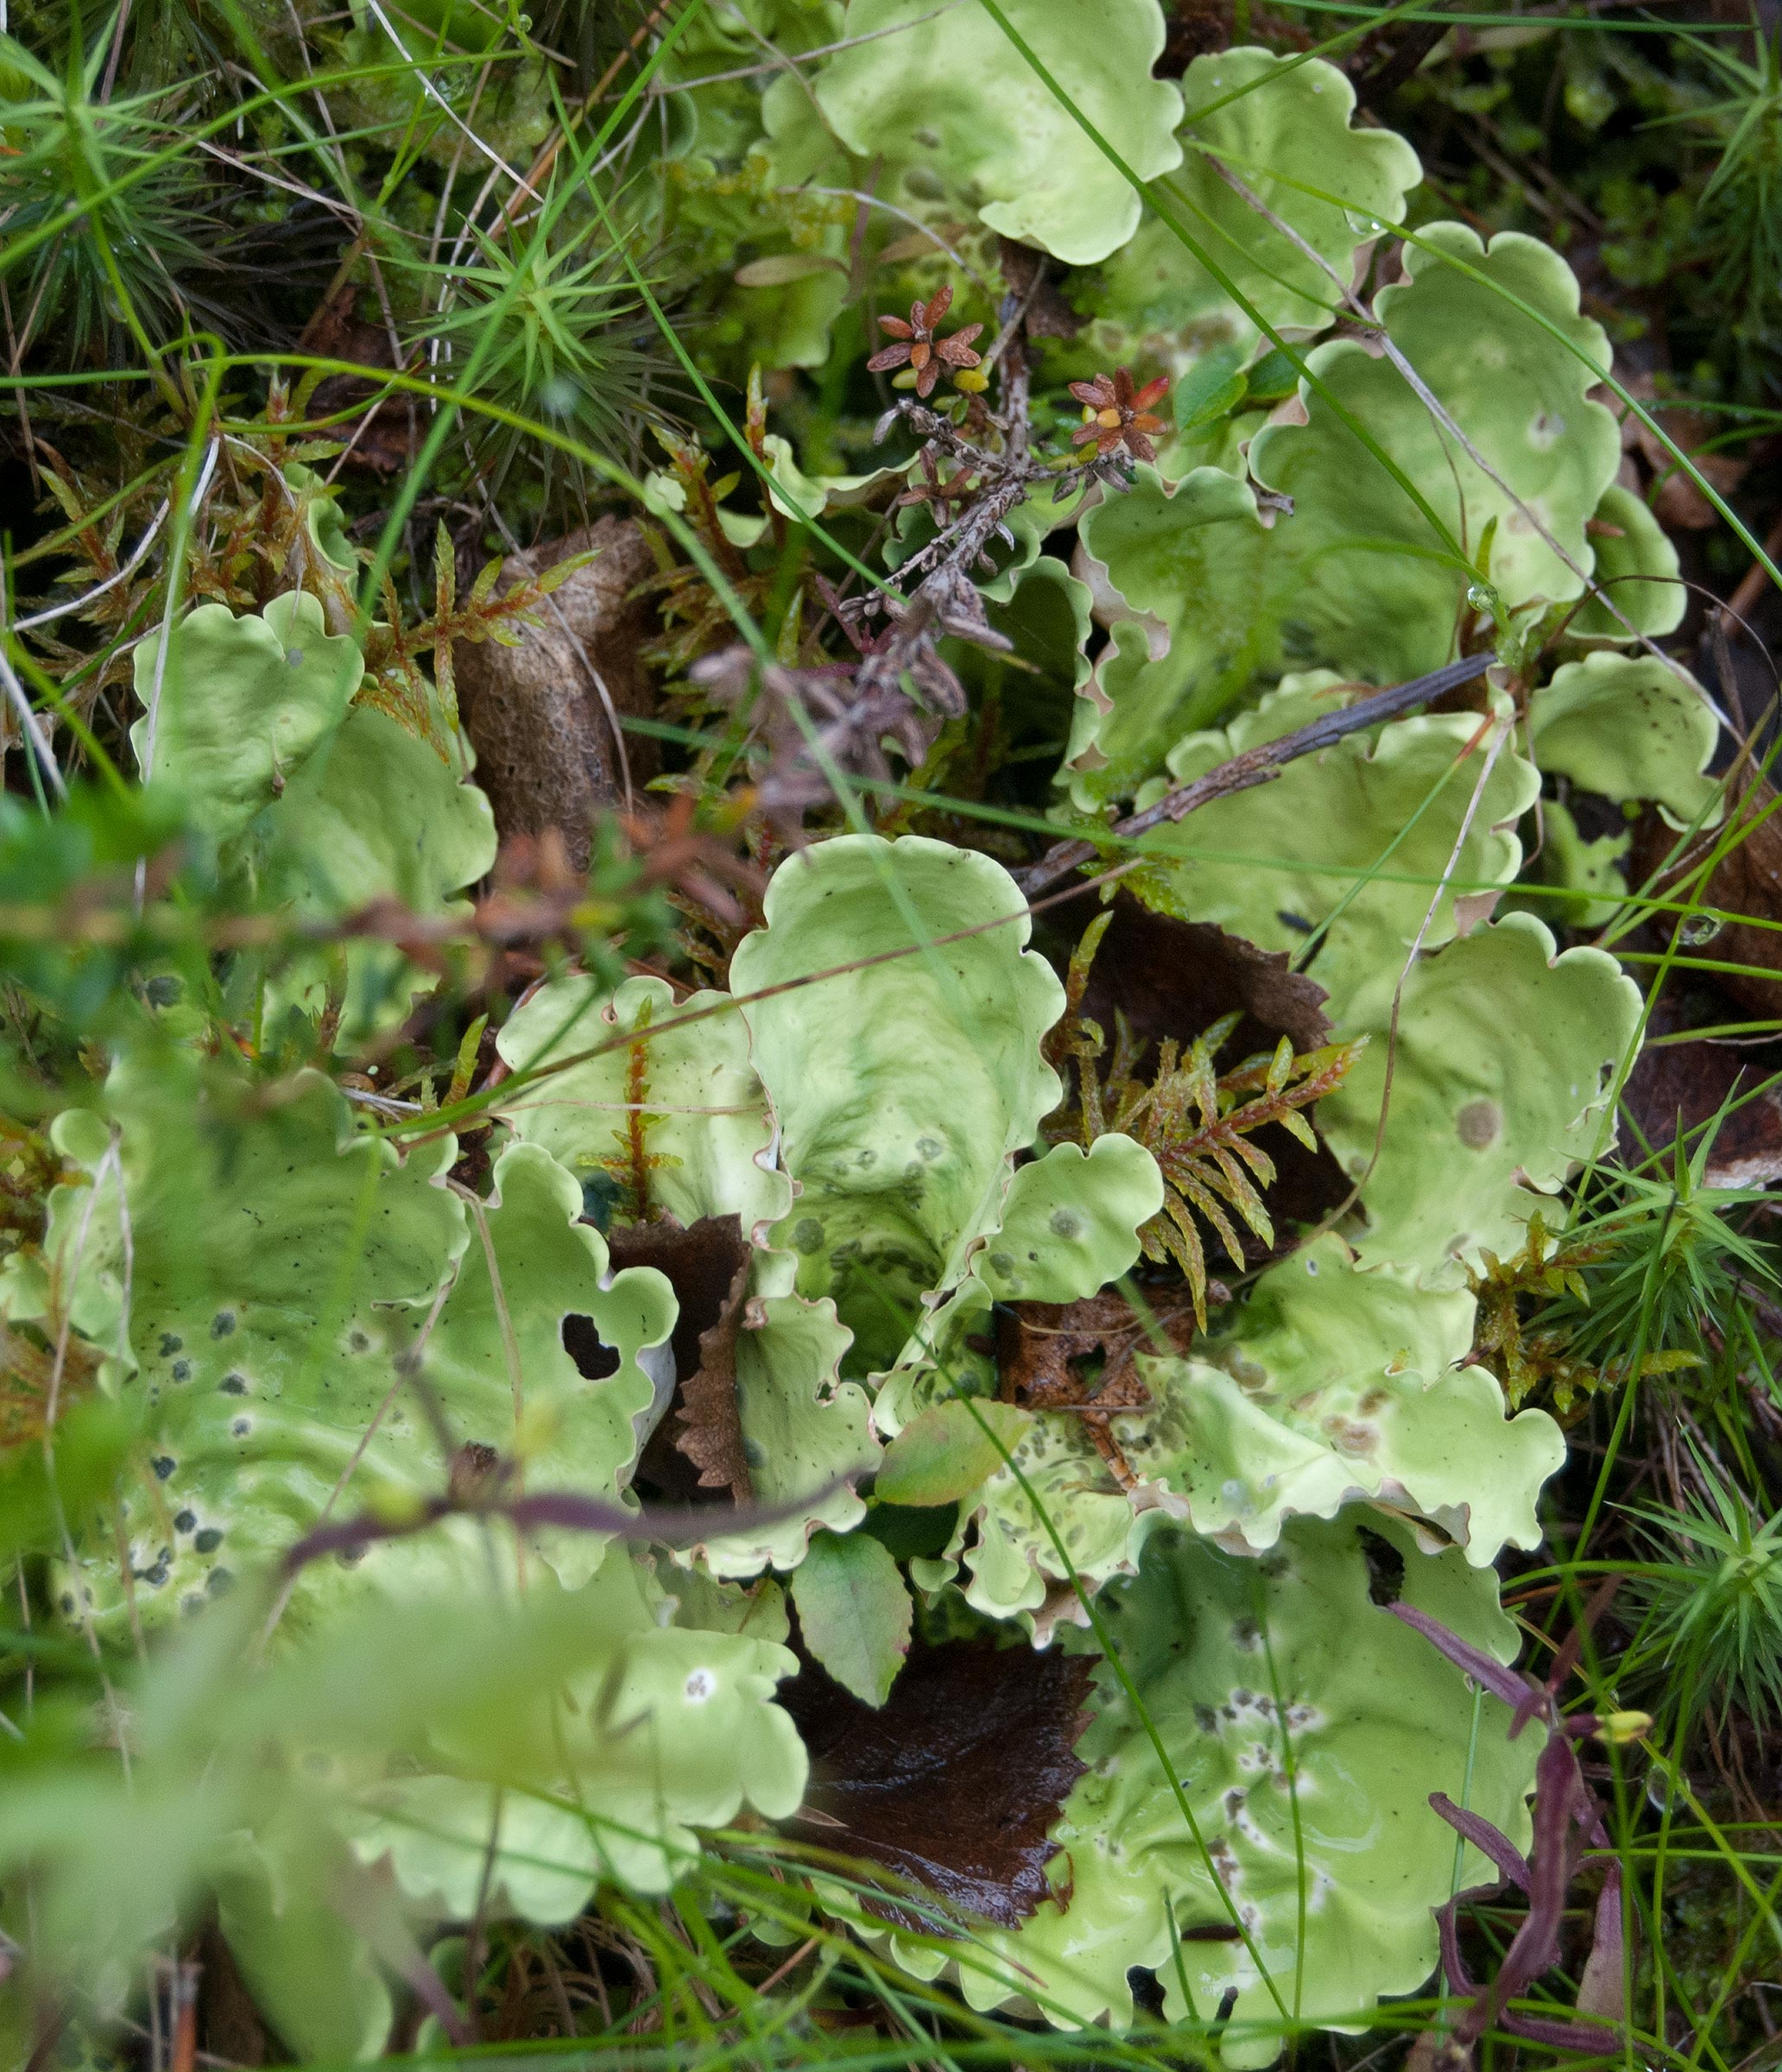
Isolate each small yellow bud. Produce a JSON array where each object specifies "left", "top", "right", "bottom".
[
  {"left": 952, "top": 364, "right": 990, "bottom": 394},
  {"left": 892, "top": 368, "right": 919, "bottom": 390},
  {"left": 365, "top": 1484, "right": 428, "bottom": 1528},
  {"left": 1596, "top": 1711, "right": 1652, "bottom": 1744}
]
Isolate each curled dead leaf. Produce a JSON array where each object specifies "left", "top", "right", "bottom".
[{"left": 597, "top": 1214, "right": 755, "bottom": 1502}]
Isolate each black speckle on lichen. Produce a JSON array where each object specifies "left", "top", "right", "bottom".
[
  {"left": 219, "top": 1373, "right": 247, "bottom": 1395},
  {"left": 193, "top": 1527, "right": 224, "bottom": 1553},
  {"left": 151, "top": 1455, "right": 176, "bottom": 1480},
  {"left": 211, "top": 1311, "right": 237, "bottom": 1339},
  {"left": 174, "top": 1510, "right": 196, "bottom": 1532}
]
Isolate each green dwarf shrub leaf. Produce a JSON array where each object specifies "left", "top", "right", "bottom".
[
  {"left": 875, "top": 1399, "right": 1034, "bottom": 1508},
  {"left": 212, "top": 1817, "right": 395, "bottom": 2065},
  {"left": 791, "top": 1526, "right": 913, "bottom": 1705},
  {"left": 812, "top": 0, "right": 1184, "bottom": 268}
]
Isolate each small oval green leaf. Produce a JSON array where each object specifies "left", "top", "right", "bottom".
[
  {"left": 790, "top": 1529, "right": 912, "bottom": 1708},
  {"left": 875, "top": 1399, "right": 1033, "bottom": 1508}
]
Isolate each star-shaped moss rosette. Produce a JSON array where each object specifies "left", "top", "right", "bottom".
[{"left": 868, "top": 284, "right": 984, "bottom": 398}]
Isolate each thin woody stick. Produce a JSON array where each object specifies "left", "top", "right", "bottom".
[{"left": 1017, "top": 651, "right": 1497, "bottom": 897}]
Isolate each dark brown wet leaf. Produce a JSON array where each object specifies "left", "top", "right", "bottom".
[
  {"left": 777, "top": 1636, "right": 1096, "bottom": 1930},
  {"left": 1077, "top": 894, "right": 1331, "bottom": 1060}
]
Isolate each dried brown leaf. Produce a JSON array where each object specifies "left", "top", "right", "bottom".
[{"left": 601, "top": 1214, "right": 754, "bottom": 1502}]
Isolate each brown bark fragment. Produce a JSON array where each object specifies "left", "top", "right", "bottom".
[{"left": 457, "top": 520, "right": 660, "bottom": 868}]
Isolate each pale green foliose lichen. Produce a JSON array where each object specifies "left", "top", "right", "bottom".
[
  {"left": 866, "top": 1516, "right": 1538, "bottom": 2068},
  {"left": 812, "top": 0, "right": 1185, "bottom": 268},
  {"left": 7, "top": 1058, "right": 673, "bottom": 1634},
  {"left": 1082, "top": 50, "right": 1421, "bottom": 367},
  {"left": 1069, "top": 224, "right": 1678, "bottom": 801},
  {"left": 9, "top": 28, "right": 1702, "bottom": 2052},
  {"left": 132, "top": 594, "right": 496, "bottom": 1034}
]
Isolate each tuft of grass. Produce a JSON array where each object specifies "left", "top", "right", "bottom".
[
  {"left": 412, "top": 189, "right": 676, "bottom": 502},
  {"left": 1627, "top": 1451, "right": 1782, "bottom": 1734}
]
